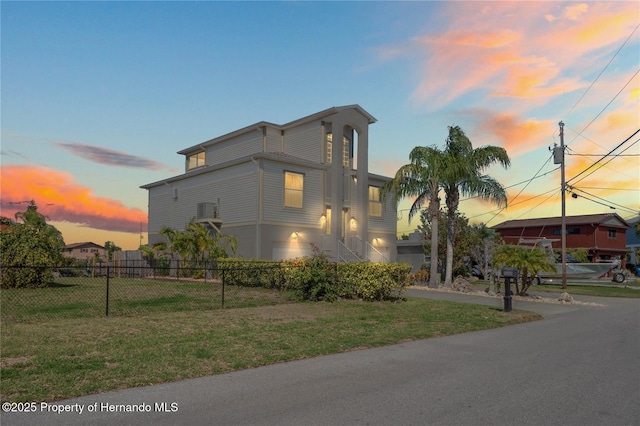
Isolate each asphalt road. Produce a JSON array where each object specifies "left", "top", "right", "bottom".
[{"left": 3, "top": 291, "right": 639, "bottom": 426}]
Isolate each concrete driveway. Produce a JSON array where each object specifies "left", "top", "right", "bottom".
[{"left": 3, "top": 290, "right": 639, "bottom": 426}]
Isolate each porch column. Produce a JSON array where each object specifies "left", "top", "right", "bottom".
[
  {"left": 329, "top": 119, "right": 345, "bottom": 261},
  {"left": 356, "top": 127, "right": 369, "bottom": 258}
]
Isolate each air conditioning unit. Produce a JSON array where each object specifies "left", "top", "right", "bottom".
[{"left": 197, "top": 202, "right": 218, "bottom": 219}]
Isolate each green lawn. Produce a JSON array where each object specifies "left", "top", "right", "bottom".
[
  {"left": 532, "top": 283, "right": 640, "bottom": 298},
  {"left": 0, "top": 298, "right": 540, "bottom": 403}
]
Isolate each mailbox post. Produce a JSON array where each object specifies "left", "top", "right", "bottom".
[{"left": 501, "top": 267, "right": 519, "bottom": 312}]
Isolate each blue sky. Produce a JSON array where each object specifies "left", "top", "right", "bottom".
[{"left": 2, "top": 1, "right": 639, "bottom": 249}]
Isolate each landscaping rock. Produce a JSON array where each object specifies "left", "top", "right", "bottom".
[
  {"left": 558, "top": 292, "right": 574, "bottom": 303},
  {"left": 452, "top": 276, "right": 474, "bottom": 293}
]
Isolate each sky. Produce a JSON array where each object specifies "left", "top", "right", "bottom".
[{"left": 1, "top": 1, "right": 639, "bottom": 250}]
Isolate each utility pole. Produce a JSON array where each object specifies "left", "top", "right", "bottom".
[{"left": 559, "top": 121, "right": 567, "bottom": 289}]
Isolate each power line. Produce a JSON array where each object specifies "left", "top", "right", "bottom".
[
  {"left": 568, "top": 68, "right": 640, "bottom": 145},
  {"left": 569, "top": 187, "right": 640, "bottom": 214},
  {"left": 578, "top": 186, "right": 640, "bottom": 192},
  {"left": 564, "top": 23, "right": 640, "bottom": 118},
  {"left": 469, "top": 187, "right": 560, "bottom": 221},
  {"left": 567, "top": 153, "right": 640, "bottom": 157},
  {"left": 567, "top": 130, "right": 640, "bottom": 185}
]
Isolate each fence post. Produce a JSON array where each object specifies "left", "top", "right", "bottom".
[
  {"left": 221, "top": 269, "right": 225, "bottom": 309},
  {"left": 105, "top": 263, "right": 110, "bottom": 317}
]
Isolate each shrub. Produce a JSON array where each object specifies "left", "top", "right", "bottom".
[
  {"left": 281, "top": 251, "right": 340, "bottom": 302},
  {"left": 217, "top": 259, "right": 284, "bottom": 288},
  {"left": 409, "top": 268, "right": 430, "bottom": 285},
  {"left": 339, "top": 262, "right": 411, "bottom": 301}
]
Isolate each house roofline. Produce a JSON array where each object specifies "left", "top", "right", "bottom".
[
  {"left": 141, "top": 151, "right": 392, "bottom": 190},
  {"left": 178, "top": 105, "right": 376, "bottom": 155},
  {"left": 141, "top": 152, "right": 328, "bottom": 189},
  {"left": 491, "top": 212, "right": 630, "bottom": 229}
]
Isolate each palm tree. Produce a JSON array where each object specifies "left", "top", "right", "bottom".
[
  {"left": 493, "top": 244, "right": 556, "bottom": 296},
  {"left": 382, "top": 145, "right": 447, "bottom": 288},
  {"left": 441, "top": 126, "right": 510, "bottom": 287}
]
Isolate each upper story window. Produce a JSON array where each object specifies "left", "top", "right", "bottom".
[
  {"left": 368, "top": 186, "right": 382, "bottom": 217},
  {"left": 187, "top": 152, "right": 205, "bottom": 170},
  {"left": 608, "top": 228, "right": 617, "bottom": 238},
  {"left": 284, "top": 171, "right": 304, "bottom": 208},
  {"left": 326, "top": 133, "right": 350, "bottom": 167},
  {"left": 553, "top": 228, "right": 581, "bottom": 235}
]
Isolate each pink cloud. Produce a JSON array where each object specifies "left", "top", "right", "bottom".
[
  {"left": 384, "top": 2, "right": 638, "bottom": 108},
  {"left": 1, "top": 165, "right": 147, "bottom": 233}
]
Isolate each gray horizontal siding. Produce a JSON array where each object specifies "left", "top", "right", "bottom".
[
  {"left": 266, "top": 128, "right": 281, "bottom": 152},
  {"left": 282, "top": 121, "right": 322, "bottom": 163},
  {"left": 206, "top": 130, "right": 262, "bottom": 166},
  {"left": 148, "top": 163, "right": 258, "bottom": 237},
  {"left": 262, "top": 161, "right": 323, "bottom": 226}
]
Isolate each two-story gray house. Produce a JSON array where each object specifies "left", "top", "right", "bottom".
[{"left": 141, "top": 105, "right": 397, "bottom": 262}]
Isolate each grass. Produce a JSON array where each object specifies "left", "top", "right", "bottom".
[
  {"left": 0, "top": 298, "right": 540, "bottom": 402},
  {"left": 532, "top": 283, "right": 640, "bottom": 298}
]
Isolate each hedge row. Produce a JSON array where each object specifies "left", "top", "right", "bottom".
[{"left": 217, "top": 256, "right": 411, "bottom": 302}]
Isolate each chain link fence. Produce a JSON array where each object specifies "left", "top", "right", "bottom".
[{"left": 1, "top": 261, "right": 302, "bottom": 323}]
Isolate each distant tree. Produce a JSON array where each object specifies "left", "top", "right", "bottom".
[
  {"left": 567, "top": 248, "right": 589, "bottom": 263},
  {"left": 469, "top": 223, "right": 501, "bottom": 292},
  {"left": 419, "top": 210, "right": 478, "bottom": 278},
  {"left": 104, "top": 241, "right": 122, "bottom": 261},
  {"left": 0, "top": 201, "right": 65, "bottom": 288}
]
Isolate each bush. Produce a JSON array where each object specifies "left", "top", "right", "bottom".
[
  {"left": 281, "top": 252, "right": 340, "bottom": 302},
  {"left": 339, "top": 262, "right": 411, "bottom": 301},
  {"left": 218, "top": 259, "right": 284, "bottom": 288},
  {"left": 409, "top": 268, "right": 430, "bottom": 285},
  {"left": 1, "top": 203, "right": 65, "bottom": 289}
]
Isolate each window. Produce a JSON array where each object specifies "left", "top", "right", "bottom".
[
  {"left": 553, "top": 228, "right": 581, "bottom": 235},
  {"left": 284, "top": 171, "right": 304, "bottom": 208},
  {"left": 326, "top": 133, "right": 350, "bottom": 167},
  {"left": 80, "top": 248, "right": 88, "bottom": 253},
  {"left": 369, "top": 186, "right": 382, "bottom": 217},
  {"left": 187, "top": 152, "right": 205, "bottom": 170},
  {"left": 608, "top": 229, "right": 617, "bottom": 238}
]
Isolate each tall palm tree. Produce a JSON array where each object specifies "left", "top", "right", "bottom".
[
  {"left": 441, "top": 126, "right": 510, "bottom": 287},
  {"left": 382, "top": 145, "right": 447, "bottom": 288}
]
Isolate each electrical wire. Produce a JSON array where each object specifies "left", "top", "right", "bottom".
[
  {"left": 567, "top": 130, "right": 640, "bottom": 185},
  {"left": 569, "top": 187, "right": 640, "bottom": 214},
  {"left": 568, "top": 69, "right": 640, "bottom": 145},
  {"left": 564, "top": 23, "right": 639, "bottom": 118}
]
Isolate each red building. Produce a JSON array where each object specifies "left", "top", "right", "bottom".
[{"left": 492, "top": 213, "right": 630, "bottom": 266}]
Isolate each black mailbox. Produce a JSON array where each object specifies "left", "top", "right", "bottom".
[
  {"left": 500, "top": 267, "right": 519, "bottom": 312},
  {"left": 501, "top": 267, "right": 519, "bottom": 278}
]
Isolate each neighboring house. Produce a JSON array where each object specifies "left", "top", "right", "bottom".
[
  {"left": 141, "top": 105, "right": 397, "bottom": 262},
  {"left": 396, "top": 231, "right": 428, "bottom": 272},
  {"left": 626, "top": 216, "right": 640, "bottom": 265},
  {"left": 492, "top": 213, "right": 630, "bottom": 267},
  {"left": 63, "top": 242, "right": 106, "bottom": 260}
]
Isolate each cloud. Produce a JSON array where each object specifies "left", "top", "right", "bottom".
[
  {"left": 383, "top": 2, "right": 638, "bottom": 108},
  {"left": 564, "top": 3, "right": 589, "bottom": 21},
  {"left": 55, "top": 142, "right": 170, "bottom": 171},
  {"left": 473, "top": 111, "right": 555, "bottom": 158},
  {"left": 0, "top": 165, "right": 147, "bottom": 233}
]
